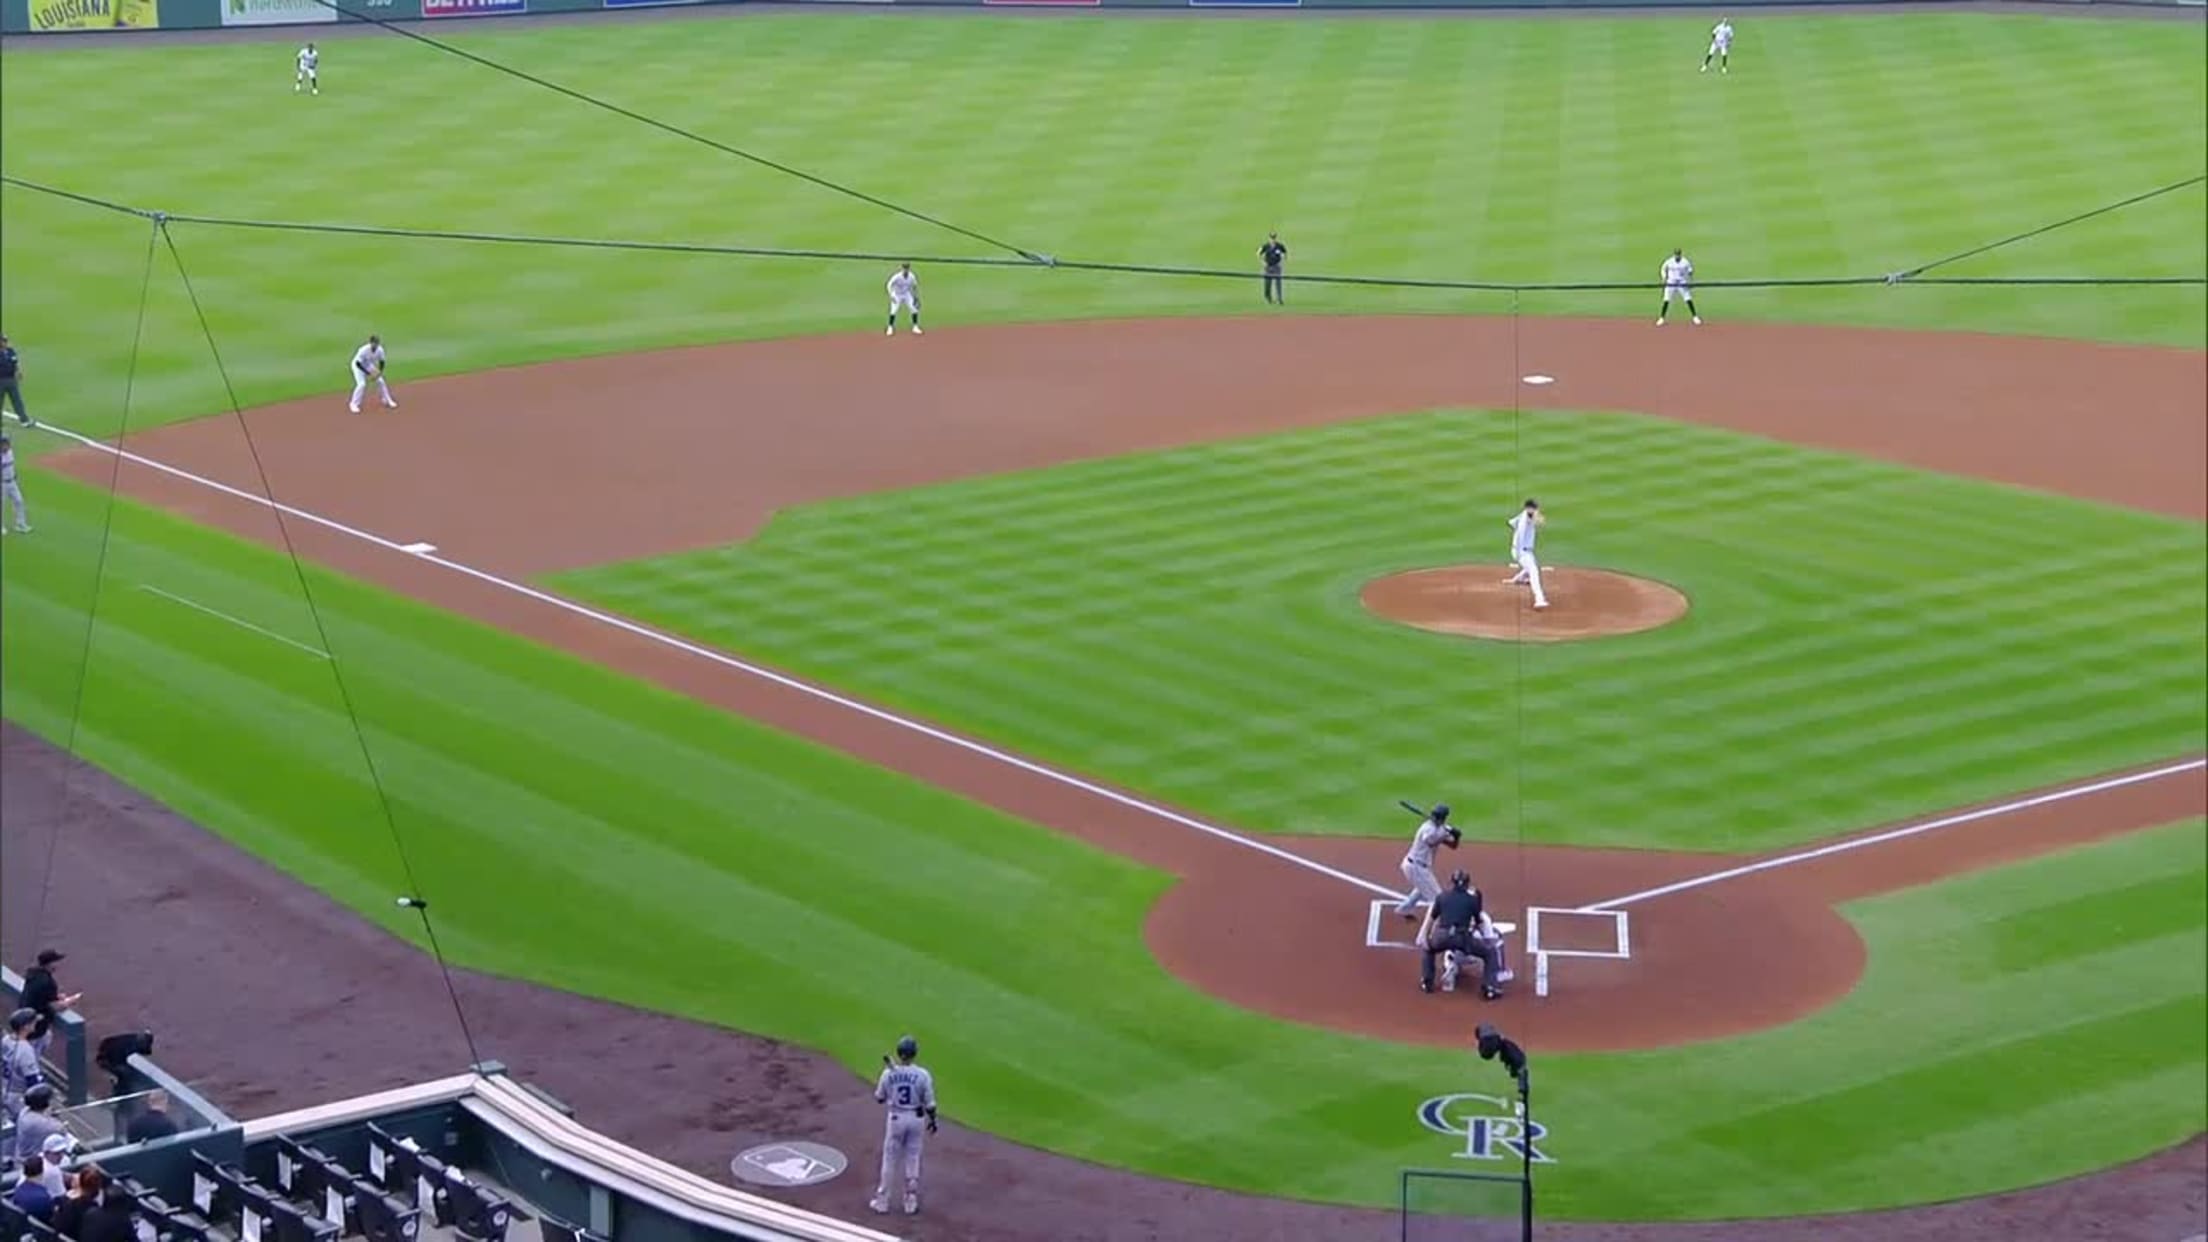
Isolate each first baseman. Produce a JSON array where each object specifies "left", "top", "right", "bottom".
[
  {"left": 1657, "top": 249, "right": 1701, "bottom": 325},
  {"left": 1701, "top": 19, "right": 1734, "bottom": 74},
  {"left": 296, "top": 43, "right": 319, "bottom": 95},
  {"left": 1394, "top": 803, "right": 1462, "bottom": 921},
  {"left": 1, "top": 434, "right": 29, "bottom": 535},
  {"left": 886, "top": 264, "right": 922, "bottom": 336},
  {"left": 348, "top": 335, "right": 397, "bottom": 413},
  {"left": 871, "top": 1035, "right": 938, "bottom": 1216},
  {"left": 1505, "top": 499, "right": 1549, "bottom": 609}
]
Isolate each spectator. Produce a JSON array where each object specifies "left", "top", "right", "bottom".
[
  {"left": 14, "top": 1084, "right": 66, "bottom": 1165},
  {"left": 9, "top": 1154, "right": 56, "bottom": 1221},
  {"left": 78, "top": 1182, "right": 135, "bottom": 1242},
  {"left": 124, "top": 1091, "right": 178, "bottom": 1145},
  {"left": 51, "top": 1166, "right": 105, "bottom": 1239},
  {"left": 2, "top": 1008, "right": 43, "bottom": 1121},
  {"left": 18, "top": 951, "right": 80, "bottom": 1052},
  {"left": 38, "top": 1133, "right": 75, "bottom": 1193}
]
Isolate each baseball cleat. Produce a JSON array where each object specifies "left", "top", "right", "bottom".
[
  {"left": 1419, "top": 980, "right": 1434, "bottom": 994},
  {"left": 912, "top": 327, "right": 924, "bottom": 335},
  {"left": 1482, "top": 987, "right": 1504, "bottom": 1001},
  {"left": 1533, "top": 601, "right": 1550, "bottom": 610},
  {"left": 1692, "top": 316, "right": 1703, "bottom": 326},
  {"left": 886, "top": 327, "right": 895, "bottom": 336},
  {"left": 1655, "top": 317, "right": 1666, "bottom": 325},
  {"left": 869, "top": 1198, "right": 890, "bottom": 1214},
  {"left": 1496, "top": 970, "right": 1515, "bottom": 984},
  {"left": 903, "top": 1195, "right": 920, "bottom": 1215}
]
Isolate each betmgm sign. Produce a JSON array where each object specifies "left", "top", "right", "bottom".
[{"left": 1417, "top": 1093, "right": 1552, "bottom": 1163}]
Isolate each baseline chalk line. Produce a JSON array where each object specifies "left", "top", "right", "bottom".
[
  {"left": 137, "top": 583, "right": 332, "bottom": 660},
  {"left": 1581, "top": 758, "right": 2208, "bottom": 912},
  {"left": 40, "top": 421, "right": 1402, "bottom": 900}
]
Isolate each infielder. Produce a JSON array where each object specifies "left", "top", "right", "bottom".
[
  {"left": 886, "top": 264, "right": 922, "bottom": 336},
  {"left": 1505, "top": 499, "right": 1549, "bottom": 609},
  {"left": 1657, "top": 249, "right": 1700, "bottom": 326},
  {"left": 296, "top": 43, "right": 319, "bottom": 95},
  {"left": 348, "top": 335, "right": 397, "bottom": 413},
  {"left": 871, "top": 1036, "right": 937, "bottom": 1216},
  {"left": 1700, "top": 19, "right": 1734, "bottom": 74},
  {"left": 1, "top": 434, "right": 29, "bottom": 535},
  {"left": 1394, "top": 803, "right": 1462, "bottom": 921}
]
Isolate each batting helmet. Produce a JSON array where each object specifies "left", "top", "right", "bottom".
[
  {"left": 1432, "top": 803, "right": 1451, "bottom": 823},
  {"left": 896, "top": 1035, "right": 919, "bottom": 1061}
]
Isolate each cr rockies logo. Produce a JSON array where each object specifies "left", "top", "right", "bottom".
[{"left": 1418, "top": 1093, "right": 1553, "bottom": 1163}]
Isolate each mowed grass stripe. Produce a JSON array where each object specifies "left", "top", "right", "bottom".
[
  {"left": 565, "top": 410, "right": 2205, "bottom": 850},
  {"left": 3, "top": 15, "right": 2202, "bottom": 455}
]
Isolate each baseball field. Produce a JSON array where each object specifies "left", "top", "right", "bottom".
[{"left": 1, "top": 6, "right": 2203, "bottom": 1235}]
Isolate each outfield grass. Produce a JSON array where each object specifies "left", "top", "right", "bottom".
[
  {"left": 5, "top": 474, "right": 2202, "bottom": 1217},
  {"left": 560, "top": 410, "right": 2208, "bottom": 850},
  {"left": 0, "top": 11, "right": 2202, "bottom": 451}
]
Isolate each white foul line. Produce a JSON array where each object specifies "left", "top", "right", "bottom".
[
  {"left": 137, "top": 584, "right": 332, "bottom": 660},
  {"left": 1581, "top": 758, "right": 2208, "bottom": 912},
  {"left": 37, "top": 421, "right": 1403, "bottom": 901}
]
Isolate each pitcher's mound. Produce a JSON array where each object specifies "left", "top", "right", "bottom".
[{"left": 1362, "top": 565, "right": 1689, "bottom": 642}]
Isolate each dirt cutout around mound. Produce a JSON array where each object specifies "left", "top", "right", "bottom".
[
  {"left": 42, "top": 315, "right": 2206, "bottom": 1053},
  {"left": 30, "top": 315, "right": 2207, "bottom": 1225},
  {"left": 1363, "top": 565, "right": 1690, "bottom": 641}
]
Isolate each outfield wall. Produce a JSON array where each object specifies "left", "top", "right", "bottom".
[{"left": 5, "top": 0, "right": 2194, "bottom": 38}]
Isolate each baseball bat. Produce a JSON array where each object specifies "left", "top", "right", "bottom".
[
  {"left": 882, "top": 1055, "right": 893, "bottom": 1068},
  {"left": 1398, "top": 799, "right": 1428, "bottom": 818}
]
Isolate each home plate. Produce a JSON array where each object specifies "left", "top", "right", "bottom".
[
  {"left": 1522, "top": 374, "right": 1555, "bottom": 386},
  {"left": 400, "top": 542, "right": 438, "bottom": 555}
]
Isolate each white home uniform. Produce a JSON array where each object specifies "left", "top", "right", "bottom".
[
  {"left": 1, "top": 441, "right": 29, "bottom": 534},
  {"left": 1393, "top": 817, "right": 1454, "bottom": 918},
  {"left": 1704, "top": 21, "right": 1734, "bottom": 72},
  {"left": 886, "top": 268, "right": 922, "bottom": 335},
  {"left": 871, "top": 1061, "right": 936, "bottom": 1215},
  {"left": 296, "top": 46, "right": 318, "bottom": 94},
  {"left": 1659, "top": 253, "right": 1701, "bottom": 325},
  {"left": 1506, "top": 508, "right": 1549, "bottom": 608},
  {"left": 348, "top": 340, "right": 397, "bottom": 413}
]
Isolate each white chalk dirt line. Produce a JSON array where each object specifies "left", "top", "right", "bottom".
[
  {"left": 35, "top": 422, "right": 2204, "bottom": 916},
  {"left": 39, "top": 421, "right": 1402, "bottom": 901},
  {"left": 1581, "top": 757, "right": 2208, "bottom": 912},
  {"left": 136, "top": 583, "right": 333, "bottom": 660}
]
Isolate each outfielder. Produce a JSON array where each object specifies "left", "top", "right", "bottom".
[
  {"left": 1394, "top": 803, "right": 1462, "bottom": 921},
  {"left": 1505, "top": 499, "right": 1549, "bottom": 609},
  {"left": 1657, "top": 249, "right": 1701, "bottom": 326},
  {"left": 1700, "top": 19, "right": 1734, "bottom": 74},
  {"left": 870, "top": 1035, "right": 937, "bottom": 1217},
  {"left": 348, "top": 335, "right": 397, "bottom": 414},
  {"left": 1, "top": 434, "right": 29, "bottom": 535},
  {"left": 296, "top": 43, "right": 319, "bottom": 95},
  {"left": 886, "top": 264, "right": 922, "bottom": 336}
]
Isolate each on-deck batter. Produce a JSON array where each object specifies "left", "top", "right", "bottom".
[{"left": 871, "top": 1035, "right": 937, "bottom": 1217}]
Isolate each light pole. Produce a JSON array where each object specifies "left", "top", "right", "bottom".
[{"left": 1475, "top": 1023, "right": 1532, "bottom": 1242}]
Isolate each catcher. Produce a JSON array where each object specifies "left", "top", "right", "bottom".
[
  {"left": 348, "top": 334, "right": 398, "bottom": 414},
  {"left": 1393, "top": 801, "right": 1462, "bottom": 921}
]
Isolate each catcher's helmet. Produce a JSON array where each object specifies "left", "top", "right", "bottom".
[
  {"left": 1449, "top": 869, "right": 1471, "bottom": 891},
  {"left": 1432, "top": 803, "right": 1451, "bottom": 823},
  {"left": 896, "top": 1035, "right": 919, "bottom": 1061}
]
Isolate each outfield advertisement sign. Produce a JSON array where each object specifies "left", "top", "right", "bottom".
[
  {"left": 603, "top": 0, "right": 699, "bottom": 8},
  {"left": 423, "top": 0, "right": 524, "bottom": 16},
  {"left": 221, "top": 0, "right": 337, "bottom": 24},
  {"left": 28, "top": 0, "right": 156, "bottom": 30}
]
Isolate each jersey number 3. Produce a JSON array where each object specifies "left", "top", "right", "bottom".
[{"left": 894, "top": 1083, "right": 916, "bottom": 1108}]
